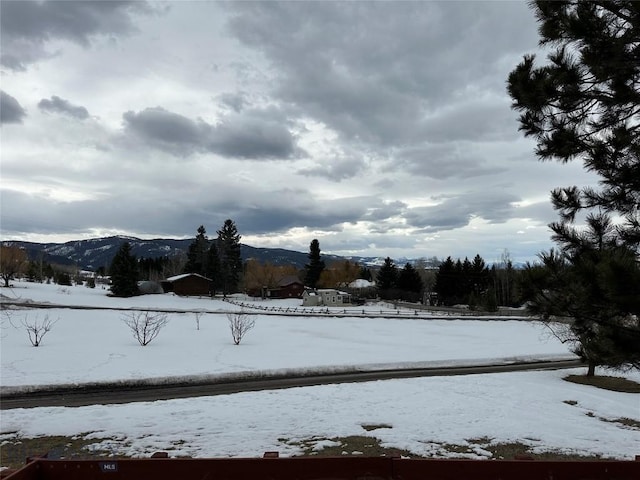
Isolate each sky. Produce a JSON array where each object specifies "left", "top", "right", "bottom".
[
  {"left": 2, "top": 282, "right": 638, "bottom": 461},
  {"left": 0, "top": 1, "right": 600, "bottom": 264}
]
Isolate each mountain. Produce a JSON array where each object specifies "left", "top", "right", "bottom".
[
  {"left": 2, "top": 237, "right": 190, "bottom": 271},
  {"left": 2, "top": 236, "right": 370, "bottom": 271},
  {"left": 2, "top": 236, "right": 448, "bottom": 272}
]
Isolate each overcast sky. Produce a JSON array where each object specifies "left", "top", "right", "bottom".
[{"left": 0, "top": 1, "right": 599, "bottom": 263}]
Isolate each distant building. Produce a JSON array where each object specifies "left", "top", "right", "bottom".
[
  {"left": 247, "top": 276, "right": 304, "bottom": 299},
  {"left": 161, "top": 273, "right": 212, "bottom": 296},
  {"left": 270, "top": 276, "right": 305, "bottom": 299},
  {"left": 302, "top": 289, "right": 351, "bottom": 307}
]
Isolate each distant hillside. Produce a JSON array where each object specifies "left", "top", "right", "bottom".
[
  {"left": 2, "top": 236, "right": 395, "bottom": 271},
  {"left": 2, "top": 237, "right": 188, "bottom": 271}
]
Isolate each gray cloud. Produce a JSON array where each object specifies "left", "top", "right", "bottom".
[
  {"left": 0, "top": 0, "right": 157, "bottom": 70},
  {"left": 392, "top": 144, "right": 505, "bottom": 180},
  {"left": 123, "top": 106, "right": 300, "bottom": 159},
  {"left": 420, "top": 100, "right": 521, "bottom": 144},
  {"left": 217, "top": 92, "right": 249, "bottom": 113},
  {"left": 123, "top": 107, "right": 206, "bottom": 151},
  {"left": 226, "top": 1, "right": 538, "bottom": 147},
  {"left": 212, "top": 113, "right": 299, "bottom": 159},
  {"left": 405, "top": 191, "right": 520, "bottom": 232},
  {"left": 298, "top": 157, "right": 366, "bottom": 181},
  {"left": 362, "top": 201, "right": 407, "bottom": 222},
  {"left": 217, "top": 193, "right": 396, "bottom": 235},
  {"left": 514, "top": 200, "right": 556, "bottom": 225},
  {"left": 0, "top": 188, "right": 192, "bottom": 239},
  {"left": 0, "top": 185, "right": 402, "bottom": 242},
  {"left": 0, "top": 91, "right": 26, "bottom": 124},
  {"left": 38, "top": 96, "right": 89, "bottom": 120}
]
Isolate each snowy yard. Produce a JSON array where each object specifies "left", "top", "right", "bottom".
[{"left": 1, "top": 282, "right": 638, "bottom": 462}]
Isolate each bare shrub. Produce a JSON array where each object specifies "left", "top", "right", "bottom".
[
  {"left": 194, "top": 311, "right": 203, "bottom": 330},
  {"left": 21, "top": 314, "right": 58, "bottom": 347},
  {"left": 1, "top": 308, "right": 18, "bottom": 338},
  {"left": 227, "top": 311, "right": 255, "bottom": 345},
  {"left": 122, "top": 311, "right": 169, "bottom": 346}
]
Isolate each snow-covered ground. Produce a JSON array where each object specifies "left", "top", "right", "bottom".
[{"left": 1, "top": 282, "right": 638, "bottom": 461}]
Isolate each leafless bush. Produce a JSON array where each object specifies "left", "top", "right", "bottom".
[
  {"left": 194, "top": 311, "right": 203, "bottom": 330},
  {"left": 227, "top": 311, "right": 255, "bottom": 345},
  {"left": 21, "top": 314, "right": 58, "bottom": 347},
  {"left": 1, "top": 309, "right": 18, "bottom": 338},
  {"left": 122, "top": 311, "right": 169, "bottom": 346}
]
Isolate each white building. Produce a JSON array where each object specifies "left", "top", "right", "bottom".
[{"left": 302, "top": 289, "right": 351, "bottom": 307}]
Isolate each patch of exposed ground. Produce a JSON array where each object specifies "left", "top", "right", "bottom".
[
  {"left": 360, "top": 423, "right": 393, "bottom": 432},
  {"left": 600, "top": 417, "right": 640, "bottom": 430},
  {"left": 2, "top": 430, "right": 618, "bottom": 472},
  {"left": 282, "top": 435, "right": 415, "bottom": 458},
  {"left": 281, "top": 430, "right": 609, "bottom": 461},
  {"left": 564, "top": 375, "right": 640, "bottom": 393},
  {"left": 561, "top": 395, "right": 640, "bottom": 431},
  {"left": 0, "top": 433, "right": 129, "bottom": 471},
  {"left": 463, "top": 437, "right": 604, "bottom": 461}
]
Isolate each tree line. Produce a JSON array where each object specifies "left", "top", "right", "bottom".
[
  {"left": 0, "top": 245, "right": 100, "bottom": 288},
  {"left": 2, "top": 236, "right": 521, "bottom": 310}
]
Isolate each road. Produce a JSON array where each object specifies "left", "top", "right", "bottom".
[{"left": 0, "top": 359, "right": 583, "bottom": 410}]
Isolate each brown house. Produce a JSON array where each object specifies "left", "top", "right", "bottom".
[
  {"left": 270, "top": 276, "right": 305, "bottom": 299},
  {"left": 162, "top": 273, "right": 212, "bottom": 296},
  {"left": 247, "top": 275, "right": 304, "bottom": 299}
]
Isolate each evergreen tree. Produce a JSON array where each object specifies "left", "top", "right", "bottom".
[
  {"left": 217, "top": 219, "right": 242, "bottom": 294},
  {"left": 434, "top": 256, "right": 457, "bottom": 306},
  {"left": 184, "top": 225, "right": 209, "bottom": 276},
  {"left": 434, "top": 255, "right": 493, "bottom": 306},
  {"left": 483, "top": 287, "right": 498, "bottom": 312},
  {"left": 461, "top": 257, "right": 473, "bottom": 298},
  {"left": 109, "top": 242, "right": 139, "bottom": 297},
  {"left": 508, "top": 0, "right": 639, "bottom": 249},
  {"left": 508, "top": 1, "right": 640, "bottom": 371},
  {"left": 395, "top": 263, "right": 423, "bottom": 302},
  {"left": 304, "top": 239, "right": 325, "bottom": 288},
  {"left": 523, "top": 215, "right": 640, "bottom": 374},
  {"left": 139, "top": 256, "right": 170, "bottom": 281},
  {"left": 470, "top": 254, "right": 490, "bottom": 305},
  {"left": 206, "top": 242, "right": 221, "bottom": 294},
  {"left": 376, "top": 257, "right": 398, "bottom": 291},
  {"left": 397, "top": 263, "right": 423, "bottom": 293},
  {"left": 27, "top": 260, "right": 43, "bottom": 282},
  {"left": 359, "top": 266, "right": 373, "bottom": 282},
  {"left": 56, "top": 271, "right": 72, "bottom": 286},
  {"left": 471, "top": 254, "right": 488, "bottom": 284}
]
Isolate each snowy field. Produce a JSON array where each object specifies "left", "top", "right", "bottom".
[{"left": 1, "top": 282, "right": 638, "bottom": 461}]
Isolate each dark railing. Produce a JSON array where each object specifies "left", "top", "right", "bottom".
[
  {"left": 222, "top": 297, "right": 531, "bottom": 319},
  {"left": 3, "top": 454, "right": 639, "bottom": 480}
]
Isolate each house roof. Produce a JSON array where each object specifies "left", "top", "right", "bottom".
[
  {"left": 165, "top": 273, "right": 212, "bottom": 282},
  {"left": 277, "top": 275, "right": 303, "bottom": 287},
  {"left": 316, "top": 288, "right": 349, "bottom": 295}
]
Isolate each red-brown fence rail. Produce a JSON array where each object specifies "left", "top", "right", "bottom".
[{"left": 3, "top": 454, "right": 639, "bottom": 480}]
